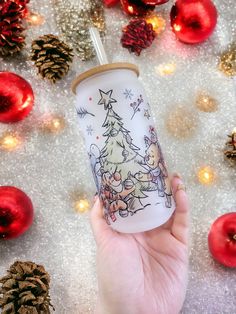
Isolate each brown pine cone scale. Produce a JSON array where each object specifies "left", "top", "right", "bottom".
[
  {"left": 31, "top": 34, "right": 73, "bottom": 83},
  {"left": 0, "top": 261, "right": 53, "bottom": 314}
]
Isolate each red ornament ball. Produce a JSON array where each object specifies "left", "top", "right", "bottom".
[
  {"left": 0, "top": 72, "right": 34, "bottom": 123},
  {"left": 208, "top": 212, "right": 236, "bottom": 268},
  {"left": 0, "top": 186, "right": 34, "bottom": 240},
  {"left": 103, "top": 0, "right": 119, "bottom": 7},
  {"left": 170, "top": 0, "right": 217, "bottom": 44},
  {"left": 120, "top": 0, "right": 155, "bottom": 16}
]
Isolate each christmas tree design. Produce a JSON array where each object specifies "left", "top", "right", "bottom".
[{"left": 98, "top": 89, "right": 148, "bottom": 198}]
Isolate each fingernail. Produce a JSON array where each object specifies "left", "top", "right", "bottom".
[{"left": 172, "top": 172, "right": 182, "bottom": 179}]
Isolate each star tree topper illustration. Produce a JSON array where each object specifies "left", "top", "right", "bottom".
[{"left": 98, "top": 89, "right": 117, "bottom": 109}]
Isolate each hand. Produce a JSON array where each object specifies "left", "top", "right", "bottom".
[{"left": 90, "top": 174, "right": 189, "bottom": 314}]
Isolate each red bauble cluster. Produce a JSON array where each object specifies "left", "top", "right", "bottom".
[
  {"left": 170, "top": 0, "right": 217, "bottom": 44},
  {"left": 0, "top": 186, "right": 34, "bottom": 240},
  {"left": 0, "top": 72, "right": 34, "bottom": 123},
  {"left": 121, "top": 19, "right": 156, "bottom": 55},
  {"left": 208, "top": 213, "right": 236, "bottom": 268}
]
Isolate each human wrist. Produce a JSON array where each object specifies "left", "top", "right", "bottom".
[
  {"left": 95, "top": 298, "right": 143, "bottom": 314},
  {"left": 95, "top": 299, "right": 113, "bottom": 314}
]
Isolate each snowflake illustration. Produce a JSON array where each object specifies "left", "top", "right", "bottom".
[
  {"left": 86, "top": 125, "right": 94, "bottom": 136},
  {"left": 123, "top": 89, "right": 134, "bottom": 100},
  {"left": 144, "top": 109, "right": 151, "bottom": 120}
]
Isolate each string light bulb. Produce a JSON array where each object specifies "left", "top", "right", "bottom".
[
  {"left": 156, "top": 62, "right": 177, "bottom": 76},
  {"left": 196, "top": 92, "right": 218, "bottom": 112},
  {"left": 26, "top": 12, "right": 45, "bottom": 26},
  {"left": 197, "top": 166, "right": 216, "bottom": 185},
  {"left": 0, "top": 133, "right": 22, "bottom": 151},
  {"left": 42, "top": 115, "right": 66, "bottom": 134},
  {"left": 146, "top": 15, "right": 166, "bottom": 34},
  {"left": 74, "top": 199, "right": 90, "bottom": 213},
  {"left": 166, "top": 106, "right": 197, "bottom": 138}
]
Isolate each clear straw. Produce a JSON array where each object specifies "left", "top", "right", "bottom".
[{"left": 89, "top": 27, "right": 109, "bottom": 65}]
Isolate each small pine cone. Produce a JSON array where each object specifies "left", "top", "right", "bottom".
[
  {"left": 31, "top": 34, "right": 74, "bottom": 83},
  {"left": 121, "top": 19, "right": 156, "bottom": 56},
  {"left": 0, "top": 0, "right": 25, "bottom": 57},
  {"left": 0, "top": 261, "right": 53, "bottom": 314}
]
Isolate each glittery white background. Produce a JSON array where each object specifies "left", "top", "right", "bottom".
[{"left": 0, "top": 0, "right": 236, "bottom": 313}]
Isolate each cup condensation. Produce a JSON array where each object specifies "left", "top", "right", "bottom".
[{"left": 72, "top": 63, "right": 175, "bottom": 233}]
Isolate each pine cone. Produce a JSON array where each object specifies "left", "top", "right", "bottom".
[
  {"left": 0, "top": 0, "right": 25, "bottom": 57},
  {"left": 224, "top": 150, "right": 236, "bottom": 160},
  {"left": 18, "top": 306, "right": 38, "bottom": 314},
  {"left": 31, "top": 34, "right": 74, "bottom": 83},
  {"left": 0, "top": 261, "right": 53, "bottom": 314},
  {"left": 121, "top": 19, "right": 156, "bottom": 56},
  {"left": 15, "top": 0, "right": 29, "bottom": 7},
  {"left": 15, "top": 0, "right": 30, "bottom": 17}
]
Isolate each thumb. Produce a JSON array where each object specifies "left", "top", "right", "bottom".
[
  {"left": 171, "top": 174, "right": 190, "bottom": 246},
  {"left": 90, "top": 196, "right": 114, "bottom": 245}
]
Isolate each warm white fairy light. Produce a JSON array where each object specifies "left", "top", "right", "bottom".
[
  {"left": 156, "top": 63, "right": 177, "bottom": 76},
  {"left": 196, "top": 92, "right": 218, "bottom": 112},
  {"left": 145, "top": 15, "right": 166, "bottom": 34},
  {"left": 42, "top": 115, "right": 66, "bottom": 134},
  {"left": 0, "top": 133, "right": 22, "bottom": 151},
  {"left": 197, "top": 166, "right": 217, "bottom": 185},
  {"left": 74, "top": 199, "right": 90, "bottom": 213},
  {"left": 26, "top": 12, "right": 45, "bottom": 26}
]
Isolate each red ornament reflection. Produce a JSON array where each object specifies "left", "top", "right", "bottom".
[
  {"left": 120, "top": 0, "right": 155, "bottom": 16},
  {"left": 170, "top": 0, "right": 217, "bottom": 44},
  {"left": 0, "top": 72, "right": 34, "bottom": 123},
  {"left": 0, "top": 186, "right": 34, "bottom": 240},
  {"left": 208, "top": 212, "right": 236, "bottom": 268}
]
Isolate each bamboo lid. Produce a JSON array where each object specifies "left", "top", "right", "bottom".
[{"left": 71, "top": 63, "right": 139, "bottom": 94}]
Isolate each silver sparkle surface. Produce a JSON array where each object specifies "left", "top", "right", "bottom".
[
  {"left": 54, "top": 0, "right": 105, "bottom": 61},
  {"left": 0, "top": 0, "right": 236, "bottom": 313}
]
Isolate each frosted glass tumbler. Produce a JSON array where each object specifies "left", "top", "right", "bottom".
[{"left": 72, "top": 63, "right": 175, "bottom": 233}]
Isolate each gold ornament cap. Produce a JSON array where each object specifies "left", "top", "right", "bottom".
[{"left": 71, "top": 63, "right": 139, "bottom": 94}]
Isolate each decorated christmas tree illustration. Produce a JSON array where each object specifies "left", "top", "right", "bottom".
[{"left": 98, "top": 89, "right": 148, "bottom": 198}]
